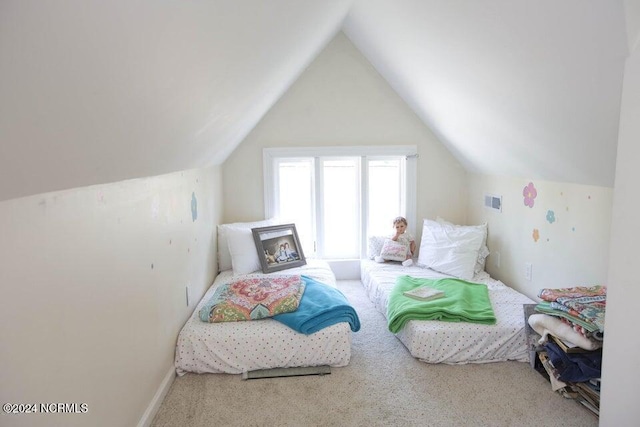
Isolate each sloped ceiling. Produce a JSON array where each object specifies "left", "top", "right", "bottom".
[
  {"left": 344, "top": 0, "right": 629, "bottom": 188},
  {"left": 0, "top": 1, "right": 632, "bottom": 202},
  {"left": 0, "top": 0, "right": 354, "bottom": 201}
]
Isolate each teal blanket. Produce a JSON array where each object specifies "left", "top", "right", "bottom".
[
  {"left": 387, "top": 275, "right": 496, "bottom": 333},
  {"left": 273, "top": 275, "right": 361, "bottom": 335}
]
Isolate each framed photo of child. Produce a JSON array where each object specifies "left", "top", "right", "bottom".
[{"left": 252, "top": 223, "right": 306, "bottom": 273}]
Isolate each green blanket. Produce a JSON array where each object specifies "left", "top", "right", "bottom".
[{"left": 387, "top": 275, "right": 496, "bottom": 333}]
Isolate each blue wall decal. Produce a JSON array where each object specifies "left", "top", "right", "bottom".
[
  {"left": 191, "top": 192, "right": 198, "bottom": 222},
  {"left": 546, "top": 210, "right": 556, "bottom": 224}
]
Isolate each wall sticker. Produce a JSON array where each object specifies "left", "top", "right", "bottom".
[
  {"left": 546, "top": 210, "right": 556, "bottom": 224},
  {"left": 191, "top": 192, "right": 198, "bottom": 222},
  {"left": 523, "top": 182, "right": 537, "bottom": 208},
  {"left": 532, "top": 228, "right": 540, "bottom": 242}
]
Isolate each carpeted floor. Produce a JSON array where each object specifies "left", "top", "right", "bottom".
[{"left": 151, "top": 280, "right": 598, "bottom": 427}]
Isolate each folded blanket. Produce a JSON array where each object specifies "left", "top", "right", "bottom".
[
  {"left": 535, "top": 302, "right": 599, "bottom": 333},
  {"left": 387, "top": 275, "right": 496, "bottom": 333},
  {"left": 538, "top": 285, "right": 606, "bottom": 332},
  {"left": 528, "top": 314, "right": 601, "bottom": 351},
  {"left": 273, "top": 275, "right": 361, "bottom": 335}
]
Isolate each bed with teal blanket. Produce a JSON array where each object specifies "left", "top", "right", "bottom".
[
  {"left": 361, "top": 259, "right": 535, "bottom": 364},
  {"left": 176, "top": 259, "right": 358, "bottom": 375}
]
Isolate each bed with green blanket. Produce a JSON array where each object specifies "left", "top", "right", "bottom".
[
  {"left": 387, "top": 275, "right": 496, "bottom": 333},
  {"left": 361, "top": 259, "right": 535, "bottom": 364}
]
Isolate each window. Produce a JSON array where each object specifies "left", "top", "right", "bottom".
[{"left": 264, "top": 146, "right": 417, "bottom": 259}]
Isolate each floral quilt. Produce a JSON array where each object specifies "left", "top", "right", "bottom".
[
  {"left": 538, "top": 285, "right": 606, "bottom": 332},
  {"left": 199, "top": 275, "right": 305, "bottom": 323}
]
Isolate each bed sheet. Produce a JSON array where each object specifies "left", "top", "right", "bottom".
[
  {"left": 175, "top": 259, "right": 352, "bottom": 375},
  {"left": 361, "top": 260, "right": 535, "bottom": 364}
]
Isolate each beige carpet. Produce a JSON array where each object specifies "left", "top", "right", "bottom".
[{"left": 152, "top": 280, "right": 598, "bottom": 427}]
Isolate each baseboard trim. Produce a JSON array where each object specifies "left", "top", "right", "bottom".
[{"left": 137, "top": 366, "right": 176, "bottom": 427}]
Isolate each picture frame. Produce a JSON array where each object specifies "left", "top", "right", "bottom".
[{"left": 252, "top": 223, "right": 306, "bottom": 274}]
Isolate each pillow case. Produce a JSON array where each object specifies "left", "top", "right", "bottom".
[
  {"left": 380, "top": 239, "right": 409, "bottom": 261},
  {"left": 367, "top": 235, "right": 387, "bottom": 259},
  {"left": 417, "top": 219, "right": 485, "bottom": 280},
  {"left": 199, "top": 275, "right": 305, "bottom": 323},
  {"left": 436, "top": 216, "right": 489, "bottom": 274},
  {"left": 217, "top": 219, "right": 277, "bottom": 272},
  {"left": 226, "top": 226, "right": 261, "bottom": 275}
]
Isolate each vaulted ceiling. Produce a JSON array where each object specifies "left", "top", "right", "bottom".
[{"left": 0, "top": 1, "right": 634, "bottom": 202}]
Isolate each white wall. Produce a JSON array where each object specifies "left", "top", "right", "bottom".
[
  {"left": 0, "top": 166, "right": 222, "bottom": 427},
  {"left": 600, "top": 26, "right": 640, "bottom": 425},
  {"left": 467, "top": 175, "right": 612, "bottom": 300},
  {"left": 222, "top": 32, "right": 468, "bottom": 235}
]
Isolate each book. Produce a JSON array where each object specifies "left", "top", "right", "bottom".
[
  {"left": 550, "top": 334, "right": 592, "bottom": 354},
  {"left": 403, "top": 286, "right": 445, "bottom": 301}
]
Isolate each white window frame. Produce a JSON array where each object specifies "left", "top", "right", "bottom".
[{"left": 263, "top": 145, "right": 417, "bottom": 259}]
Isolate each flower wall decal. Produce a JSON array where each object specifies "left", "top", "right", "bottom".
[
  {"left": 532, "top": 228, "right": 539, "bottom": 242},
  {"left": 523, "top": 182, "right": 537, "bottom": 208},
  {"left": 546, "top": 210, "right": 556, "bottom": 224}
]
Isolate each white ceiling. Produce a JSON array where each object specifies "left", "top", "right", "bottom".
[
  {"left": 344, "top": 0, "right": 629, "bottom": 187},
  {"left": 0, "top": 1, "right": 633, "bottom": 201}
]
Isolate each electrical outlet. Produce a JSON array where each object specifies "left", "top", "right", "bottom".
[
  {"left": 493, "top": 251, "right": 500, "bottom": 268},
  {"left": 185, "top": 285, "right": 191, "bottom": 307},
  {"left": 525, "top": 263, "right": 533, "bottom": 281}
]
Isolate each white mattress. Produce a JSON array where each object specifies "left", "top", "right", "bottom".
[
  {"left": 361, "top": 260, "right": 535, "bottom": 364},
  {"left": 175, "top": 259, "right": 352, "bottom": 375}
]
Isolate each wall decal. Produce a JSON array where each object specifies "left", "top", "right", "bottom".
[
  {"left": 546, "top": 210, "right": 556, "bottom": 224},
  {"left": 151, "top": 263, "right": 154, "bottom": 269},
  {"left": 523, "top": 182, "right": 537, "bottom": 208},
  {"left": 532, "top": 228, "right": 540, "bottom": 242},
  {"left": 191, "top": 192, "right": 198, "bottom": 222}
]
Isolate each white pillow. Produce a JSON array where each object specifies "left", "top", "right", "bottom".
[
  {"left": 418, "top": 219, "right": 485, "bottom": 280},
  {"left": 367, "top": 235, "right": 387, "bottom": 259},
  {"left": 380, "top": 239, "right": 408, "bottom": 262},
  {"left": 226, "top": 226, "right": 261, "bottom": 275},
  {"left": 436, "top": 216, "right": 489, "bottom": 274},
  {"left": 217, "top": 219, "right": 277, "bottom": 272}
]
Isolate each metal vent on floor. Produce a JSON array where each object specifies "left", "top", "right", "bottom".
[{"left": 242, "top": 365, "right": 331, "bottom": 380}]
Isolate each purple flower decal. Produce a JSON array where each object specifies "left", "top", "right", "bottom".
[
  {"left": 523, "top": 182, "right": 537, "bottom": 208},
  {"left": 546, "top": 210, "right": 555, "bottom": 224}
]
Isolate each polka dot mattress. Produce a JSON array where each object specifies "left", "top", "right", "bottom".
[
  {"left": 175, "top": 259, "right": 352, "bottom": 375},
  {"left": 361, "top": 260, "right": 535, "bottom": 364}
]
